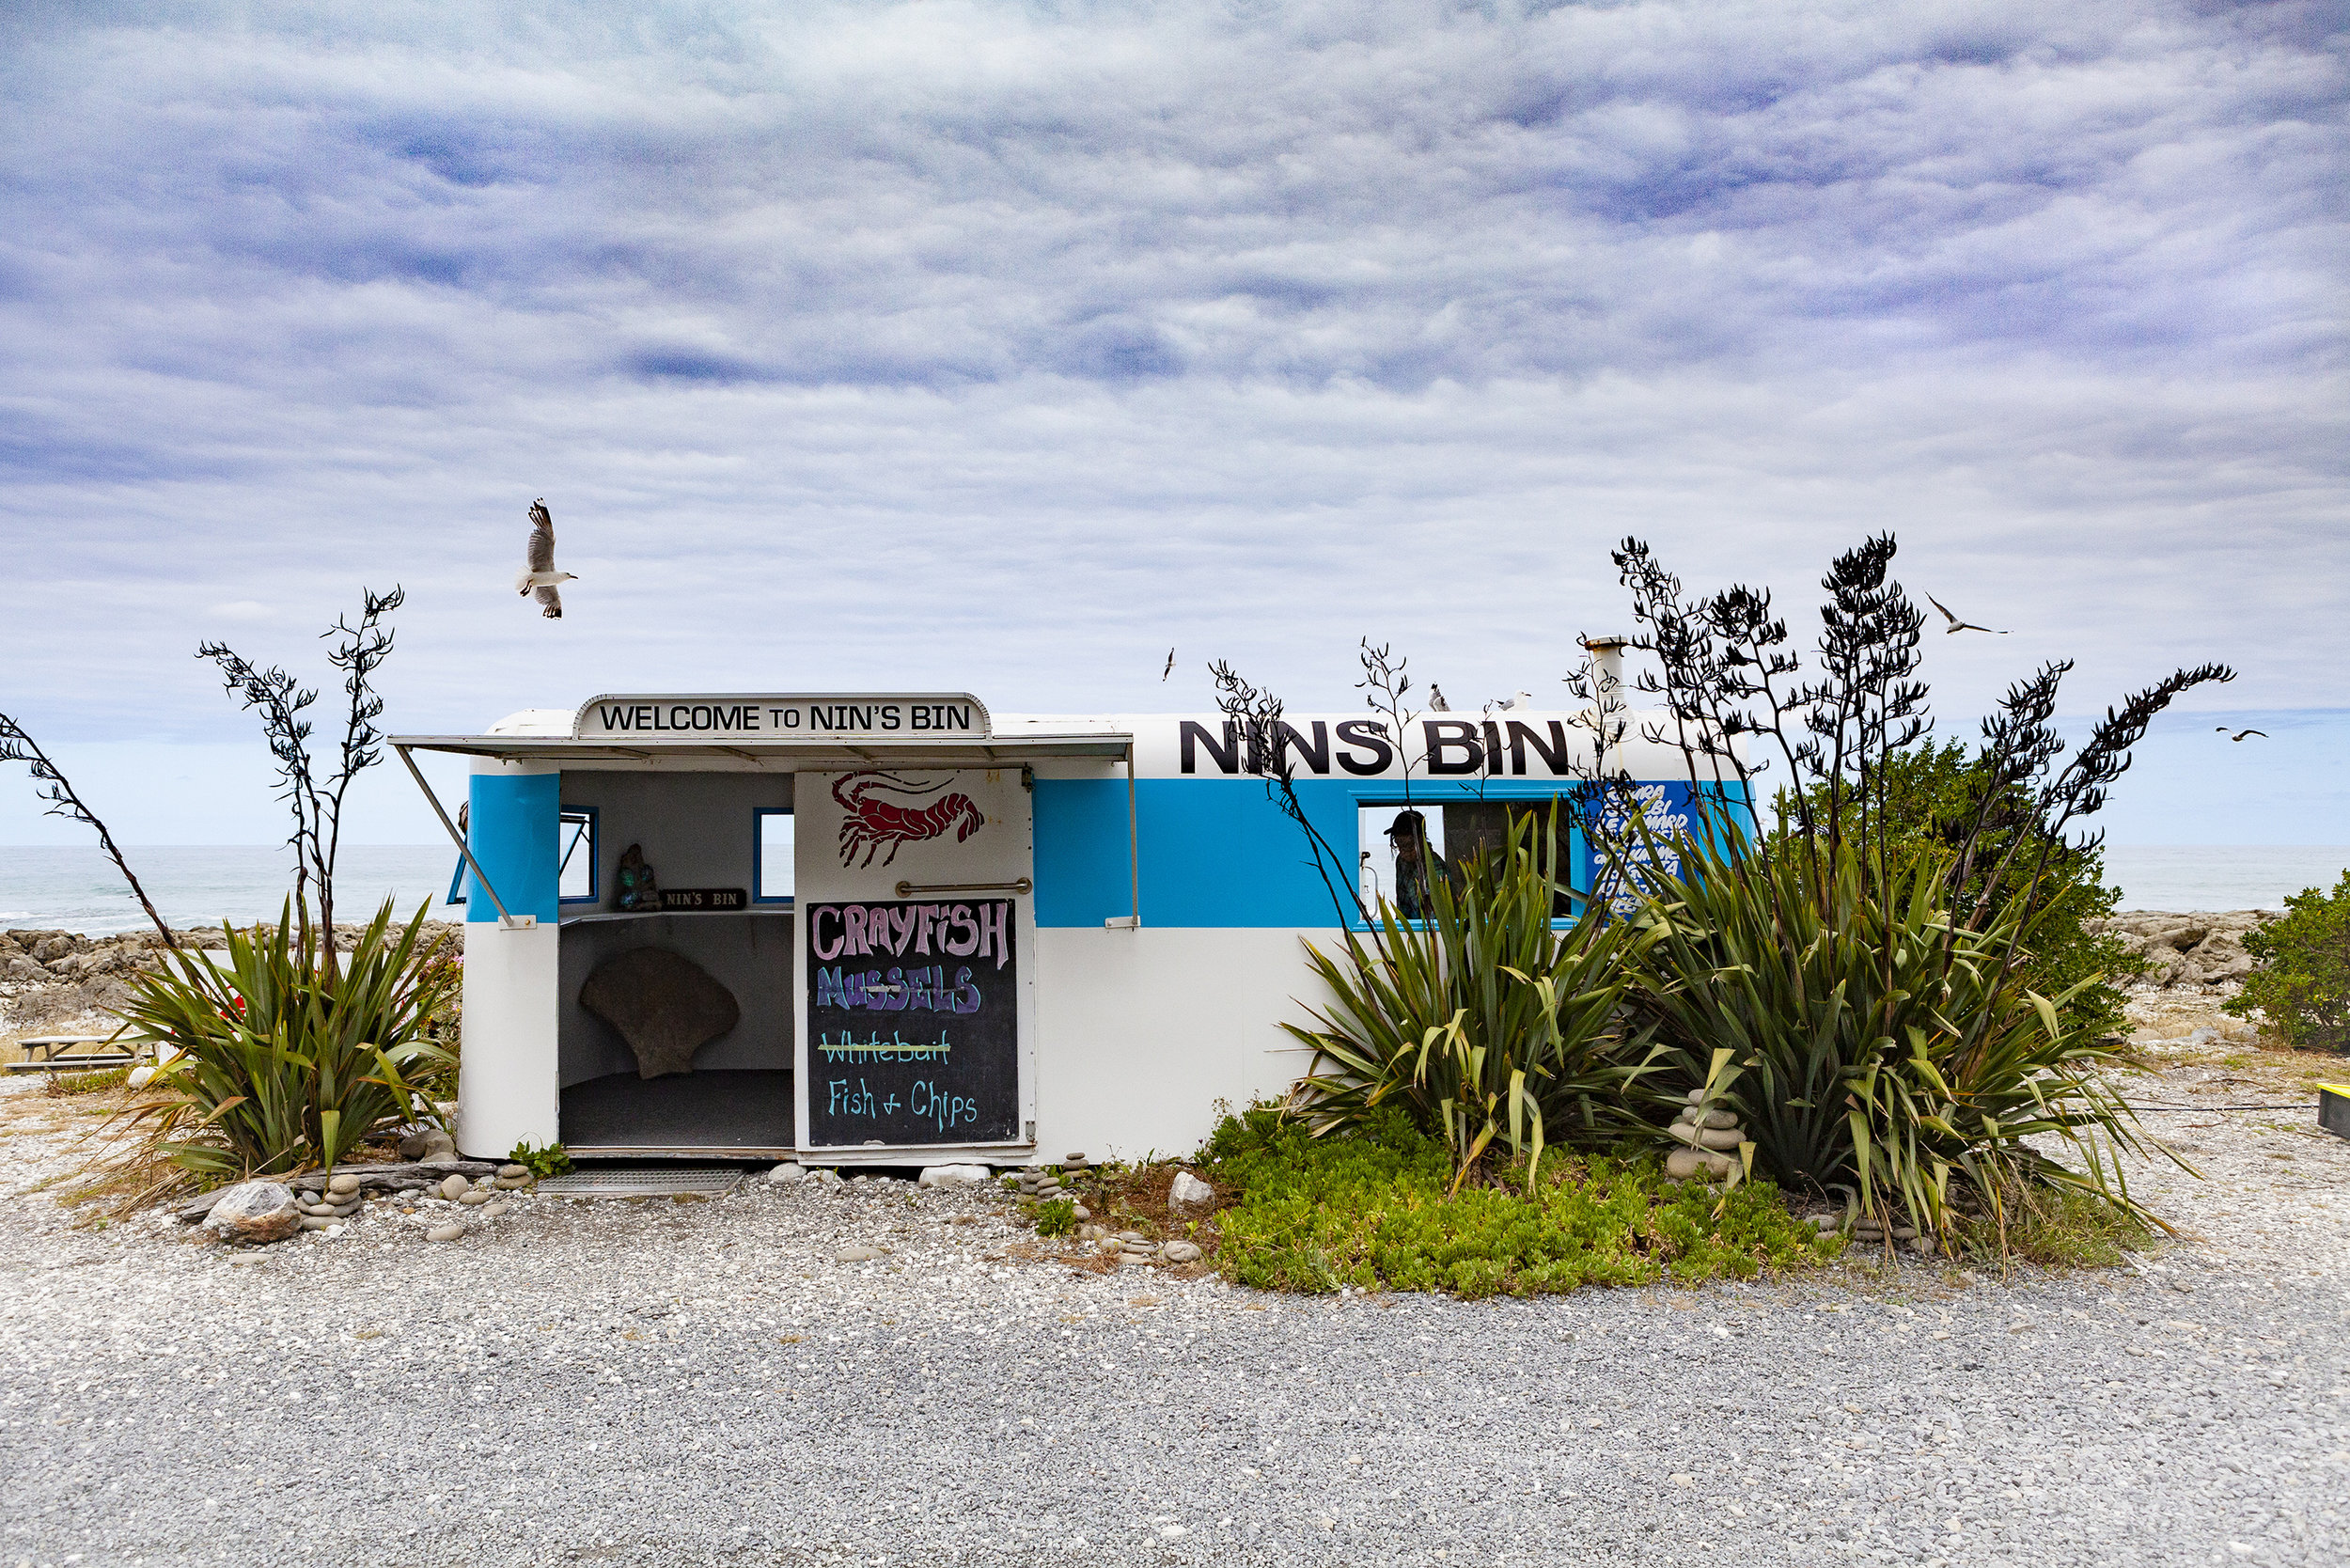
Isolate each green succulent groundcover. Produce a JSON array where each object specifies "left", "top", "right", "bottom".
[{"left": 1204, "top": 1108, "right": 1838, "bottom": 1299}]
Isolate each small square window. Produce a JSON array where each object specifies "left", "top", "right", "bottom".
[
  {"left": 446, "top": 805, "right": 599, "bottom": 905},
  {"left": 557, "top": 807, "right": 598, "bottom": 903},
  {"left": 754, "top": 808, "right": 795, "bottom": 904}
]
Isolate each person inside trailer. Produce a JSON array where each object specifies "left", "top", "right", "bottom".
[{"left": 1386, "top": 808, "right": 1433, "bottom": 919}]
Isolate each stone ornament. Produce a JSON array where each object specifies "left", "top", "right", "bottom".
[
  {"left": 1664, "top": 1089, "right": 1749, "bottom": 1185},
  {"left": 615, "top": 843, "right": 658, "bottom": 912}
]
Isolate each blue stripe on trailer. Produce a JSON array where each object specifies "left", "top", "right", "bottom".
[{"left": 1035, "top": 776, "right": 1753, "bottom": 930}]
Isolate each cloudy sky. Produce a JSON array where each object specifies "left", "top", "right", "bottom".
[{"left": 1, "top": 0, "right": 2342, "bottom": 845}]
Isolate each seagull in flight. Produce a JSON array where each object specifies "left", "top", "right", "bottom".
[
  {"left": 1925, "top": 593, "right": 2007, "bottom": 635},
  {"left": 1428, "top": 683, "right": 1451, "bottom": 712},
  {"left": 2217, "top": 727, "right": 2267, "bottom": 742},
  {"left": 517, "top": 498, "right": 575, "bottom": 619},
  {"left": 1162, "top": 648, "right": 1175, "bottom": 682}
]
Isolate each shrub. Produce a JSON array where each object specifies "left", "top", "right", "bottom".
[
  {"left": 1944, "top": 1184, "right": 2156, "bottom": 1269},
  {"left": 1203, "top": 1107, "right": 1836, "bottom": 1297},
  {"left": 1283, "top": 808, "right": 1664, "bottom": 1191},
  {"left": 1770, "top": 740, "right": 2145, "bottom": 1041},
  {"left": 1029, "top": 1197, "right": 1077, "bottom": 1237},
  {"left": 44, "top": 1064, "right": 130, "bottom": 1097},
  {"left": 2227, "top": 870, "right": 2350, "bottom": 1052},
  {"left": 508, "top": 1140, "right": 572, "bottom": 1179},
  {"left": 111, "top": 898, "right": 456, "bottom": 1182},
  {"left": 1623, "top": 826, "right": 2176, "bottom": 1241}
]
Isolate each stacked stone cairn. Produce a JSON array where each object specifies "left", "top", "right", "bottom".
[
  {"left": 1664, "top": 1089, "right": 1748, "bottom": 1187},
  {"left": 1847, "top": 1212, "right": 1930, "bottom": 1255},
  {"left": 295, "top": 1172, "right": 368, "bottom": 1231},
  {"left": 183, "top": 1150, "right": 537, "bottom": 1247},
  {"left": 411, "top": 1164, "right": 536, "bottom": 1241},
  {"left": 1018, "top": 1156, "right": 1095, "bottom": 1221}
]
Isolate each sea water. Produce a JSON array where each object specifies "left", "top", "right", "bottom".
[
  {"left": 0, "top": 845, "right": 460, "bottom": 935},
  {"left": 2097, "top": 846, "right": 2348, "bottom": 912},
  {"left": 0, "top": 842, "right": 2343, "bottom": 936}
]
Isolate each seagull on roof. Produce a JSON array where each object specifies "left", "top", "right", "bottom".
[
  {"left": 1428, "top": 684, "right": 1450, "bottom": 712},
  {"left": 1925, "top": 593, "right": 2007, "bottom": 635},
  {"left": 516, "top": 498, "right": 575, "bottom": 619},
  {"left": 2217, "top": 726, "right": 2267, "bottom": 742}
]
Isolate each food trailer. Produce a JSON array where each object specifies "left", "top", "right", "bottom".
[{"left": 391, "top": 692, "right": 1724, "bottom": 1167}]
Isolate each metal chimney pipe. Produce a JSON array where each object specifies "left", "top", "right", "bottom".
[{"left": 1580, "top": 635, "right": 1631, "bottom": 775}]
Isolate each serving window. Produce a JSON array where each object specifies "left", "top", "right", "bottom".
[{"left": 1355, "top": 798, "right": 1577, "bottom": 920}]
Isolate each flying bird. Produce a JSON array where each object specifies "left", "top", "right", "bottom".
[
  {"left": 1162, "top": 648, "right": 1175, "bottom": 682},
  {"left": 516, "top": 498, "right": 576, "bottom": 619},
  {"left": 1925, "top": 593, "right": 2007, "bottom": 635},
  {"left": 2217, "top": 727, "right": 2267, "bottom": 742},
  {"left": 1428, "top": 684, "right": 1451, "bottom": 712}
]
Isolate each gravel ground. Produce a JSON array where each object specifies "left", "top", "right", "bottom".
[{"left": 2, "top": 1015, "right": 2344, "bottom": 1567}]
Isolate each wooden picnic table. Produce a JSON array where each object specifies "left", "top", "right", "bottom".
[{"left": 7, "top": 1035, "right": 139, "bottom": 1072}]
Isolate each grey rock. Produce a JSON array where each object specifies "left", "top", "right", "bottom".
[
  {"left": 326, "top": 1172, "right": 364, "bottom": 1197},
  {"left": 497, "top": 1164, "right": 530, "bottom": 1180},
  {"left": 203, "top": 1182, "right": 302, "bottom": 1246},
  {"left": 438, "top": 1174, "right": 472, "bottom": 1201},
  {"left": 493, "top": 1175, "right": 533, "bottom": 1189},
  {"left": 1161, "top": 1241, "right": 1203, "bottom": 1263},
  {"left": 398, "top": 1129, "right": 456, "bottom": 1161},
  {"left": 834, "top": 1244, "right": 888, "bottom": 1262},
  {"left": 765, "top": 1163, "right": 807, "bottom": 1185},
  {"left": 457, "top": 1189, "right": 491, "bottom": 1207},
  {"left": 299, "top": 1215, "right": 337, "bottom": 1231},
  {"left": 483, "top": 1200, "right": 511, "bottom": 1218},
  {"left": 578, "top": 946, "right": 743, "bottom": 1079},
  {"left": 919, "top": 1164, "right": 991, "bottom": 1187},
  {"left": 1070, "top": 1204, "right": 1091, "bottom": 1223},
  {"left": 1168, "top": 1171, "right": 1214, "bottom": 1208},
  {"left": 427, "top": 1222, "right": 465, "bottom": 1243}
]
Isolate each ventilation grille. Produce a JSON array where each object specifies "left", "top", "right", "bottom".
[{"left": 538, "top": 1168, "right": 746, "bottom": 1197}]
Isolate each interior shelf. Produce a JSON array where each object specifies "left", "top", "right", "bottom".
[{"left": 559, "top": 907, "right": 795, "bottom": 926}]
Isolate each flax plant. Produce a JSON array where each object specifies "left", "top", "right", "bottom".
[
  {"left": 109, "top": 898, "right": 457, "bottom": 1182},
  {"left": 1629, "top": 826, "right": 2183, "bottom": 1238},
  {"left": 1284, "top": 809, "right": 1663, "bottom": 1192}
]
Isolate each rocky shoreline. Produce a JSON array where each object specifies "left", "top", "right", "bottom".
[
  {"left": 0, "top": 921, "right": 463, "bottom": 1043},
  {"left": 2090, "top": 909, "right": 2273, "bottom": 993}
]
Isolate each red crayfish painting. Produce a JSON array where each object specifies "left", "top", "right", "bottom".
[{"left": 833, "top": 771, "right": 986, "bottom": 869}]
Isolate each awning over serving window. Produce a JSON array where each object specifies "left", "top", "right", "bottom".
[{"left": 385, "top": 732, "right": 1135, "bottom": 769}]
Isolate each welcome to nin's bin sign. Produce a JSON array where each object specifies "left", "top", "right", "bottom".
[{"left": 572, "top": 694, "right": 990, "bottom": 740}]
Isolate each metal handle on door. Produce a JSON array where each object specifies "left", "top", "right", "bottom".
[{"left": 892, "top": 876, "right": 1032, "bottom": 898}]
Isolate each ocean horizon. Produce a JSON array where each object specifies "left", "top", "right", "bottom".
[{"left": 1, "top": 841, "right": 2344, "bottom": 937}]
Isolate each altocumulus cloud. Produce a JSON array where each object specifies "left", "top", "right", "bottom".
[{"left": 0, "top": 0, "right": 2342, "bottom": 840}]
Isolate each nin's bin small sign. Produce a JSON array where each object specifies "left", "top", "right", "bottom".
[{"left": 659, "top": 887, "right": 746, "bottom": 912}]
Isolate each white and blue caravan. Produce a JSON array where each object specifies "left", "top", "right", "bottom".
[{"left": 392, "top": 693, "right": 1735, "bottom": 1167}]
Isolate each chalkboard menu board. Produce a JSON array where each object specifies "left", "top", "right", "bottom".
[{"left": 803, "top": 898, "right": 1019, "bottom": 1146}]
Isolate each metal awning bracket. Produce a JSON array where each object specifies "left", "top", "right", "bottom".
[{"left": 393, "top": 745, "right": 533, "bottom": 932}]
